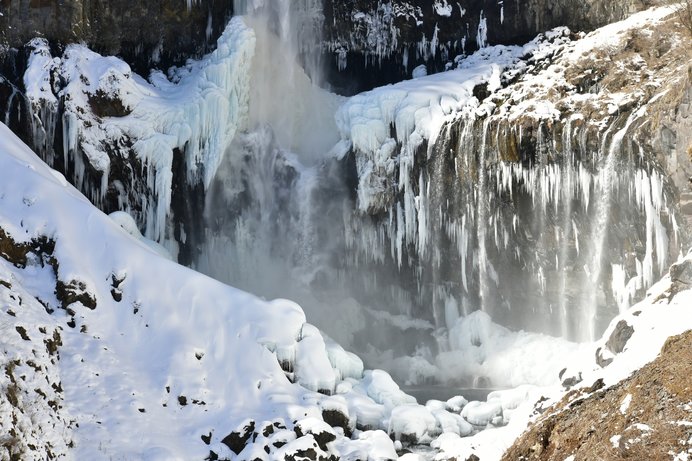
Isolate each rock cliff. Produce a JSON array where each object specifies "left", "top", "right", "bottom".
[{"left": 0, "top": 0, "right": 233, "bottom": 75}]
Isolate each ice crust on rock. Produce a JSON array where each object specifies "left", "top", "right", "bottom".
[
  {"left": 296, "top": 323, "right": 338, "bottom": 393},
  {"left": 389, "top": 404, "right": 439, "bottom": 443},
  {"left": 24, "top": 17, "right": 255, "bottom": 243},
  {"left": 331, "top": 7, "right": 682, "bottom": 358}
]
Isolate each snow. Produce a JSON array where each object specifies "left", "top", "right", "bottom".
[
  {"left": 433, "top": 0, "right": 453, "bottom": 17},
  {"left": 431, "top": 248, "right": 692, "bottom": 460},
  {"left": 446, "top": 395, "right": 469, "bottom": 413},
  {"left": 360, "top": 369, "right": 417, "bottom": 409},
  {"left": 461, "top": 400, "right": 503, "bottom": 427},
  {"left": 575, "top": 255, "right": 692, "bottom": 388},
  {"left": 620, "top": 393, "right": 632, "bottom": 414},
  {"left": 0, "top": 262, "right": 73, "bottom": 460},
  {"left": 332, "top": 430, "right": 398, "bottom": 461},
  {"left": 437, "top": 311, "right": 589, "bottom": 388},
  {"left": 5, "top": 4, "right": 692, "bottom": 460},
  {"left": 389, "top": 404, "right": 438, "bottom": 442},
  {"left": 324, "top": 334, "right": 365, "bottom": 381},
  {"left": 0, "top": 121, "right": 422, "bottom": 459},
  {"left": 412, "top": 64, "right": 428, "bottom": 78},
  {"left": 295, "top": 324, "right": 338, "bottom": 393},
  {"left": 108, "top": 211, "right": 173, "bottom": 260}
]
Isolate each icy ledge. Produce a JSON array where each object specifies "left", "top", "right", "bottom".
[{"left": 24, "top": 16, "right": 255, "bottom": 243}]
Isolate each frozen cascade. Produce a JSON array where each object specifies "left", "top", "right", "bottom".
[
  {"left": 12, "top": 3, "right": 683, "bottom": 390},
  {"left": 197, "top": 0, "right": 351, "bottom": 340},
  {"left": 579, "top": 110, "right": 640, "bottom": 342},
  {"left": 329, "top": 39, "right": 685, "bottom": 363}
]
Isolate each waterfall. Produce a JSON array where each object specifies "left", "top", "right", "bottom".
[
  {"left": 187, "top": 4, "right": 686, "bottom": 385},
  {"left": 4, "top": 0, "right": 686, "bottom": 389},
  {"left": 232, "top": 0, "right": 340, "bottom": 163}
]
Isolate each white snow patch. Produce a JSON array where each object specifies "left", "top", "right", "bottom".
[{"left": 620, "top": 393, "right": 632, "bottom": 414}]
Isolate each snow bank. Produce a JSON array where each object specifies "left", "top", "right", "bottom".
[
  {"left": 437, "top": 311, "right": 589, "bottom": 388},
  {"left": 389, "top": 404, "right": 439, "bottom": 443},
  {"left": 0, "top": 121, "right": 420, "bottom": 458}
]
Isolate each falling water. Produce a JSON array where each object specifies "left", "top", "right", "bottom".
[
  {"left": 194, "top": 3, "right": 686, "bottom": 385},
  {"left": 580, "top": 111, "right": 640, "bottom": 342}
]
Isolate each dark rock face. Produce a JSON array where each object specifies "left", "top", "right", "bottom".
[
  {"left": 0, "top": 0, "right": 234, "bottom": 75},
  {"left": 55, "top": 279, "right": 97, "bottom": 310},
  {"left": 321, "top": 0, "right": 645, "bottom": 94},
  {"left": 596, "top": 320, "right": 635, "bottom": 367},
  {"left": 669, "top": 257, "right": 692, "bottom": 299},
  {"left": 670, "top": 258, "right": 692, "bottom": 286},
  {"left": 221, "top": 420, "right": 256, "bottom": 455},
  {"left": 605, "top": 320, "right": 635, "bottom": 355},
  {"left": 294, "top": 421, "right": 336, "bottom": 451},
  {"left": 321, "top": 409, "right": 352, "bottom": 437}
]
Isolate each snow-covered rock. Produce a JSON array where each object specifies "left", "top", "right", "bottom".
[{"left": 23, "top": 16, "right": 254, "bottom": 246}]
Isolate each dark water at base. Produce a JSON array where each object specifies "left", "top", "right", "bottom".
[{"left": 403, "top": 386, "right": 497, "bottom": 404}]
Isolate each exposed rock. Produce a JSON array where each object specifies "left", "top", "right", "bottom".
[
  {"left": 294, "top": 419, "right": 337, "bottom": 451},
  {"left": 502, "top": 330, "right": 692, "bottom": 461},
  {"left": 670, "top": 258, "right": 692, "bottom": 297},
  {"left": 605, "top": 320, "right": 635, "bottom": 355},
  {"left": 15, "top": 325, "right": 30, "bottom": 341},
  {"left": 339, "top": 10, "right": 691, "bottom": 339},
  {"left": 322, "top": 0, "right": 649, "bottom": 94},
  {"left": 561, "top": 372, "right": 583, "bottom": 389},
  {"left": 55, "top": 279, "right": 97, "bottom": 310},
  {"left": 321, "top": 409, "right": 352, "bottom": 437},
  {"left": 221, "top": 420, "right": 256, "bottom": 455},
  {"left": 88, "top": 90, "right": 132, "bottom": 118},
  {"left": 0, "top": 0, "right": 234, "bottom": 75},
  {"left": 595, "top": 347, "right": 614, "bottom": 368}
]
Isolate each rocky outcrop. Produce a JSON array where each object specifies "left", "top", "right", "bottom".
[
  {"left": 338, "top": 9, "right": 691, "bottom": 340},
  {"left": 502, "top": 330, "right": 692, "bottom": 461},
  {"left": 0, "top": 0, "right": 233, "bottom": 75},
  {"left": 321, "top": 0, "right": 650, "bottom": 94},
  {"left": 0, "top": 0, "right": 657, "bottom": 95},
  {"left": 0, "top": 19, "right": 253, "bottom": 263}
]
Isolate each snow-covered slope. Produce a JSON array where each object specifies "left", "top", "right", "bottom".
[
  {"left": 0, "top": 122, "right": 374, "bottom": 459},
  {"left": 0, "top": 121, "right": 524, "bottom": 460}
]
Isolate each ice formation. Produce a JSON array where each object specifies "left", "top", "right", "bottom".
[
  {"left": 332, "top": 8, "right": 683, "bottom": 349},
  {"left": 24, "top": 17, "right": 255, "bottom": 243},
  {"left": 4, "top": 71, "right": 556, "bottom": 461},
  {"left": 2, "top": 4, "right": 691, "bottom": 459},
  {"left": 189, "top": 7, "right": 688, "bottom": 399}
]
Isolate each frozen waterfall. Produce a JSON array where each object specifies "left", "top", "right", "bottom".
[{"left": 192, "top": 4, "right": 685, "bottom": 387}]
